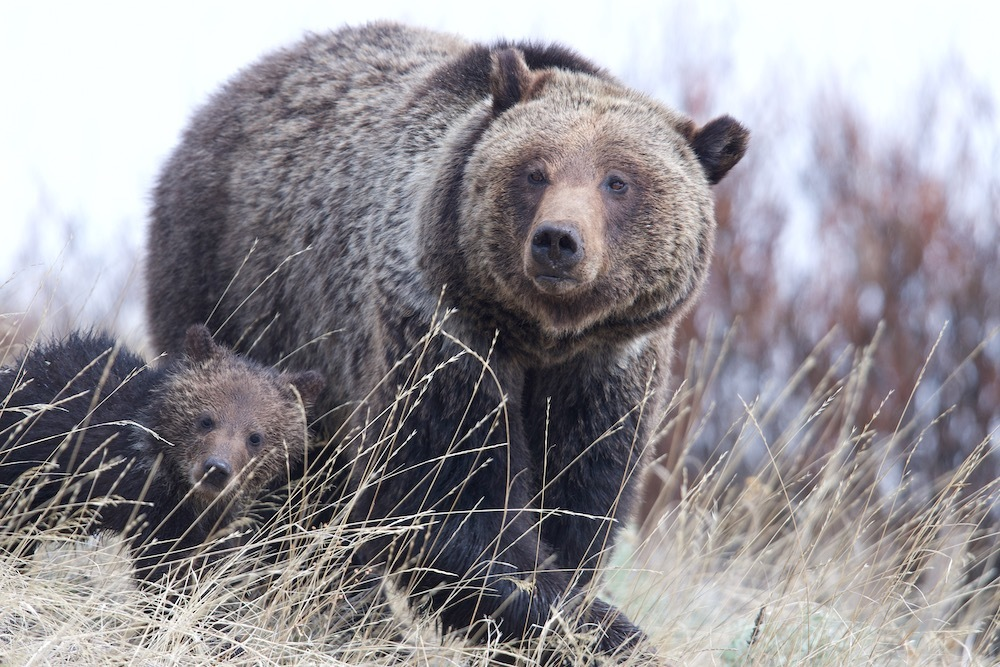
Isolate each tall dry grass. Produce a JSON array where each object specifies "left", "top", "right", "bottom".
[
  {"left": 628, "top": 323, "right": 1000, "bottom": 665},
  {"left": 2, "top": 265, "right": 999, "bottom": 666}
]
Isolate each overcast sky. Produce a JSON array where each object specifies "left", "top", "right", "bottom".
[{"left": 1, "top": 1, "right": 996, "bottom": 323}]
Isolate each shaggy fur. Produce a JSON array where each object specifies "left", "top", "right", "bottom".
[
  {"left": 146, "top": 22, "right": 748, "bottom": 657},
  {"left": 0, "top": 326, "right": 323, "bottom": 581}
]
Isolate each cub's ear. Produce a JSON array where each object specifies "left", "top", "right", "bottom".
[
  {"left": 490, "top": 48, "right": 548, "bottom": 116},
  {"left": 284, "top": 370, "right": 325, "bottom": 409},
  {"left": 690, "top": 115, "right": 750, "bottom": 185},
  {"left": 183, "top": 324, "right": 222, "bottom": 362}
]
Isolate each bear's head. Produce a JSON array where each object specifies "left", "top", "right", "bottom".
[
  {"left": 459, "top": 48, "right": 748, "bottom": 342},
  {"left": 148, "top": 325, "right": 324, "bottom": 508}
]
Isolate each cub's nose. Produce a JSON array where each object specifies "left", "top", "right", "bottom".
[{"left": 202, "top": 457, "right": 233, "bottom": 489}]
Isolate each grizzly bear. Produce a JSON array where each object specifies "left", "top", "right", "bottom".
[
  {"left": 146, "top": 22, "right": 748, "bottom": 657},
  {"left": 0, "top": 325, "right": 323, "bottom": 582}
]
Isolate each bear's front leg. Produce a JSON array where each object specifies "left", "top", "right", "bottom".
[
  {"left": 347, "top": 329, "right": 645, "bottom": 657},
  {"left": 525, "top": 342, "right": 663, "bottom": 586}
]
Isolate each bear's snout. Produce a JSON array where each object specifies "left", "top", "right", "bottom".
[
  {"left": 530, "top": 223, "right": 584, "bottom": 276},
  {"left": 193, "top": 428, "right": 253, "bottom": 495},
  {"left": 201, "top": 456, "right": 233, "bottom": 490},
  {"left": 526, "top": 219, "right": 602, "bottom": 295},
  {"left": 522, "top": 181, "right": 606, "bottom": 296}
]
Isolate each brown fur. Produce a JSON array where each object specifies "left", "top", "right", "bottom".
[
  {"left": 0, "top": 326, "right": 324, "bottom": 581},
  {"left": 148, "top": 326, "right": 325, "bottom": 511},
  {"left": 146, "top": 22, "right": 747, "bottom": 658}
]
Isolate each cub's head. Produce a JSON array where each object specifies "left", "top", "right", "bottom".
[
  {"left": 461, "top": 48, "right": 748, "bottom": 339},
  {"left": 149, "top": 325, "right": 324, "bottom": 507}
]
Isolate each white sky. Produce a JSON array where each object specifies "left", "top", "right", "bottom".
[{"left": 0, "top": 1, "right": 996, "bottom": 293}]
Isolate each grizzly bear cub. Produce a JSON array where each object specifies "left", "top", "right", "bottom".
[{"left": 0, "top": 325, "right": 323, "bottom": 582}]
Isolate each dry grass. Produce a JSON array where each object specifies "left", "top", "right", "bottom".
[{"left": 2, "top": 271, "right": 999, "bottom": 666}]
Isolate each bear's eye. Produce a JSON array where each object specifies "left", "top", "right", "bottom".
[
  {"left": 527, "top": 169, "right": 547, "bottom": 185},
  {"left": 198, "top": 414, "right": 215, "bottom": 430},
  {"left": 247, "top": 432, "right": 264, "bottom": 449},
  {"left": 606, "top": 176, "right": 628, "bottom": 193}
]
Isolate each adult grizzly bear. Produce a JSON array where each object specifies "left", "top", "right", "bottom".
[
  {"left": 147, "top": 22, "right": 747, "bottom": 657},
  {"left": 0, "top": 326, "right": 323, "bottom": 582}
]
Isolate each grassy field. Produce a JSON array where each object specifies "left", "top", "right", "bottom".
[{"left": 2, "top": 292, "right": 999, "bottom": 666}]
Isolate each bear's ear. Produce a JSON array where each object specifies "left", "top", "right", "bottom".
[
  {"left": 490, "top": 48, "right": 546, "bottom": 116},
  {"left": 183, "top": 324, "right": 222, "bottom": 363},
  {"left": 283, "top": 370, "right": 325, "bottom": 409},
  {"left": 690, "top": 115, "right": 750, "bottom": 185}
]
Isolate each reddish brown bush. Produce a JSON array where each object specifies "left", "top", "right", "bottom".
[{"left": 644, "top": 58, "right": 1000, "bottom": 517}]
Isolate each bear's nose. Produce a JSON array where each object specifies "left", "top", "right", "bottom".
[
  {"left": 530, "top": 223, "right": 584, "bottom": 276},
  {"left": 202, "top": 457, "right": 233, "bottom": 489}
]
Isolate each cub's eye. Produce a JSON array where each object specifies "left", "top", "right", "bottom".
[
  {"left": 197, "top": 414, "right": 215, "bottom": 431},
  {"left": 247, "top": 433, "right": 264, "bottom": 449},
  {"left": 527, "top": 169, "right": 547, "bottom": 185},
  {"left": 606, "top": 176, "right": 628, "bottom": 193}
]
